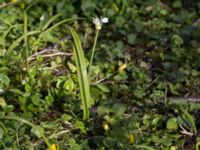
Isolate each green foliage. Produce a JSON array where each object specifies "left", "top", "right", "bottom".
[
  {"left": 0, "top": 0, "right": 200, "bottom": 149},
  {"left": 69, "top": 27, "right": 93, "bottom": 120},
  {"left": 167, "top": 117, "right": 178, "bottom": 130}
]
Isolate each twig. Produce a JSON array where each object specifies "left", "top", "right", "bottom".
[
  {"left": 29, "top": 49, "right": 54, "bottom": 58},
  {"left": 38, "top": 52, "right": 73, "bottom": 57},
  {"left": 49, "top": 130, "right": 70, "bottom": 139},
  {"left": 28, "top": 52, "right": 73, "bottom": 61},
  {"left": 0, "top": 2, "right": 17, "bottom": 9},
  {"left": 56, "top": 69, "right": 67, "bottom": 76},
  {"left": 38, "top": 65, "right": 62, "bottom": 70},
  {"left": 92, "top": 72, "right": 117, "bottom": 85},
  {"left": 179, "top": 124, "right": 193, "bottom": 136},
  {"left": 148, "top": 76, "right": 160, "bottom": 88}
]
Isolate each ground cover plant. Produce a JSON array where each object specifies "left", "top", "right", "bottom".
[{"left": 0, "top": 0, "right": 200, "bottom": 149}]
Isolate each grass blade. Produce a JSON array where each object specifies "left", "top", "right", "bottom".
[
  {"left": 6, "top": 30, "right": 41, "bottom": 56},
  {"left": 68, "top": 27, "right": 93, "bottom": 120},
  {"left": 42, "top": 14, "right": 62, "bottom": 31}
]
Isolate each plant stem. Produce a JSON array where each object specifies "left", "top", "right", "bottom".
[
  {"left": 23, "top": 11, "right": 29, "bottom": 70},
  {"left": 88, "top": 29, "right": 99, "bottom": 81},
  {"left": 0, "top": 116, "right": 35, "bottom": 127}
]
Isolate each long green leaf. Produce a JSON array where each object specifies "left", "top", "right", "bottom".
[
  {"left": 42, "top": 14, "right": 62, "bottom": 31},
  {"left": 69, "top": 27, "right": 93, "bottom": 120}
]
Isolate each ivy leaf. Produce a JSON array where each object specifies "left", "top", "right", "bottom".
[
  {"left": 64, "top": 78, "right": 75, "bottom": 91},
  {"left": 127, "top": 34, "right": 137, "bottom": 45},
  {"left": 152, "top": 115, "right": 163, "bottom": 127},
  {"left": 112, "top": 103, "right": 126, "bottom": 117},
  {"left": 9, "top": 88, "right": 23, "bottom": 95},
  {"left": 0, "top": 73, "right": 10, "bottom": 86},
  {"left": 31, "top": 126, "right": 44, "bottom": 138},
  {"left": 167, "top": 117, "right": 178, "bottom": 130},
  {"left": 171, "top": 34, "right": 183, "bottom": 46},
  {"left": 0, "top": 97, "right": 6, "bottom": 107},
  {"left": 172, "top": 0, "right": 182, "bottom": 8},
  {"left": 68, "top": 62, "right": 76, "bottom": 73},
  {"left": 31, "top": 94, "right": 41, "bottom": 106}
]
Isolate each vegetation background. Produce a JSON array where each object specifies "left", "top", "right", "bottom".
[{"left": 0, "top": 0, "right": 200, "bottom": 149}]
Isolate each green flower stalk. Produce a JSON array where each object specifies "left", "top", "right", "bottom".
[{"left": 88, "top": 17, "right": 108, "bottom": 80}]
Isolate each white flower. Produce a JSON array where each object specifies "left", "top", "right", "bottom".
[
  {"left": 92, "top": 17, "right": 109, "bottom": 30},
  {"left": 101, "top": 17, "right": 109, "bottom": 23}
]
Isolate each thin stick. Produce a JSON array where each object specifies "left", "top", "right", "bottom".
[
  {"left": 179, "top": 124, "right": 193, "bottom": 136},
  {"left": 28, "top": 52, "right": 73, "bottom": 61},
  {"left": 0, "top": 1, "right": 17, "bottom": 9},
  {"left": 29, "top": 49, "right": 54, "bottom": 58}
]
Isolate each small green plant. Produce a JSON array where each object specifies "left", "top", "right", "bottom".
[
  {"left": 69, "top": 17, "right": 108, "bottom": 120},
  {"left": 69, "top": 27, "right": 92, "bottom": 120}
]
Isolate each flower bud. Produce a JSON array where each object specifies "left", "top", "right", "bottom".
[
  {"left": 92, "top": 17, "right": 109, "bottom": 30},
  {"left": 93, "top": 17, "right": 102, "bottom": 30},
  {"left": 102, "top": 122, "right": 109, "bottom": 131}
]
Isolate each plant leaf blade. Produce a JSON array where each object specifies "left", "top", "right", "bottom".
[{"left": 69, "top": 27, "right": 93, "bottom": 120}]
